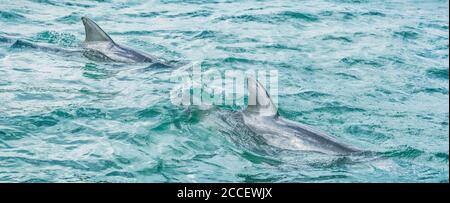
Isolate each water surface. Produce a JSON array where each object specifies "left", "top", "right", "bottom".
[{"left": 0, "top": 0, "right": 448, "bottom": 182}]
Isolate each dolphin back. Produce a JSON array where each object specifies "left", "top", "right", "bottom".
[{"left": 243, "top": 78, "right": 360, "bottom": 154}]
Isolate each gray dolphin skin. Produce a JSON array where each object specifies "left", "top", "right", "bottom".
[
  {"left": 81, "top": 16, "right": 165, "bottom": 64},
  {"left": 240, "top": 78, "right": 359, "bottom": 154}
]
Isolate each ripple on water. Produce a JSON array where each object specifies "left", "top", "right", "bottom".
[
  {"left": 335, "top": 72, "right": 361, "bottom": 80},
  {"left": 0, "top": 11, "right": 26, "bottom": 22},
  {"left": 125, "top": 11, "right": 168, "bottom": 18},
  {"left": 167, "top": 10, "right": 214, "bottom": 18},
  {"left": 426, "top": 68, "right": 449, "bottom": 80},
  {"left": 382, "top": 146, "right": 425, "bottom": 159},
  {"left": 394, "top": 30, "right": 420, "bottom": 41},
  {"left": 0, "top": 128, "right": 28, "bottom": 141},
  {"left": 279, "top": 11, "right": 320, "bottom": 22},
  {"left": 361, "top": 11, "right": 386, "bottom": 17},
  {"left": 340, "top": 57, "right": 383, "bottom": 68},
  {"left": 433, "top": 152, "right": 449, "bottom": 164},
  {"left": 322, "top": 35, "right": 353, "bottom": 43},
  {"left": 412, "top": 87, "right": 449, "bottom": 95},
  {"left": 345, "top": 124, "right": 392, "bottom": 142},
  {"left": 236, "top": 173, "right": 284, "bottom": 183},
  {"left": 33, "top": 31, "right": 79, "bottom": 47},
  {"left": 136, "top": 108, "right": 161, "bottom": 119},
  {"left": 74, "top": 107, "right": 107, "bottom": 119},
  {"left": 312, "top": 104, "right": 366, "bottom": 115},
  {"left": 56, "top": 12, "right": 83, "bottom": 24}
]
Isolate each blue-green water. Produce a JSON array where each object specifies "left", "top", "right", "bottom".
[{"left": 0, "top": 0, "right": 448, "bottom": 182}]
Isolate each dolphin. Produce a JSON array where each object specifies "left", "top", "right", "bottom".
[
  {"left": 233, "top": 78, "right": 360, "bottom": 155},
  {"left": 81, "top": 16, "right": 168, "bottom": 64},
  {"left": 5, "top": 17, "right": 173, "bottom": 66}
]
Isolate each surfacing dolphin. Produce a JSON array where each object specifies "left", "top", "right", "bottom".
[
  {"left": 6, "top": 17, "right": 173, "bottom": 66},
  {"left": 81, "top": 16, "right": 168, "bottom": 64},
  {"left": 238, "top": 78, "right": 360, "bottom": 155}
]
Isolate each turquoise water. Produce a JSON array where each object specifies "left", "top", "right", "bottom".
[{"left": 0, "top": 0, "right": 448, "bottom": 182}]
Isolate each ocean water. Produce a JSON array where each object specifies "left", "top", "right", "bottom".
[{"left": 0, "top": 0, "right": 448, "bottom": 182}]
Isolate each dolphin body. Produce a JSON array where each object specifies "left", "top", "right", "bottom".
[
  {"left": 81, "top": 16, "right": 167, "bottom": 64},
  {"left": 5, "top": 17, "right": 172, "bottom": 65},
  {"left": 232, "top": 79, "right": 359, "bottom": 155}
]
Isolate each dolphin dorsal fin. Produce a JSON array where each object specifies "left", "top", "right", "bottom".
[
  {"left": 246, "top": 78, "right": 278, "bottom": 117},
  {"left": 81, "top": 17, "right": 114, "bottom": 43}
]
